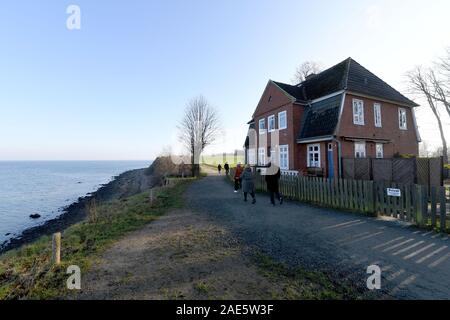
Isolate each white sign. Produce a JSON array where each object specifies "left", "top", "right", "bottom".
[{"left": 387, "top": 188, "right": 401, "bottom": 197}]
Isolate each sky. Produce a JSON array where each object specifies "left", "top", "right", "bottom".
[{"left": 0, "top": 0, "right": 449, "bottom": 160}]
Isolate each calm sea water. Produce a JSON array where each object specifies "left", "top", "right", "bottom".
[{"left": 0, "top": 161, "right": 150, "bottom": 246}]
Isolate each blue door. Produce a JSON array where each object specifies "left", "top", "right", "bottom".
[{"left": 327, "top": 143, "right": 334, "bottom": 179}]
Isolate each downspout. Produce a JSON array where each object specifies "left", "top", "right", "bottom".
[
  {"left": 333, "top": 137, "right": 342, "bottom": 178},
  {"left": 333, "top": 92, "right": 347, "bottom": 178}
]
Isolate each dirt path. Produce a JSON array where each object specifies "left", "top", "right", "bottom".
[
  {"left": 184, "top": 175, "right": 450, "bottom": 300},
  {"left": 79, "top": 206, "right": 352, "bottom": 300},
  {"left": 79, "top": 209, "right": 276, "bottom": 299}
]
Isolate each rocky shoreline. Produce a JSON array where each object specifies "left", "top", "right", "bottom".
[{"left": 0, "top": 167, "right": 155, "bottom": 255}]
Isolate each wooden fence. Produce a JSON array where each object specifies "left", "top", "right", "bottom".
[
  {"left": 231, "top": 169, "right": 449, "bottom": 233},
  {"left": 342, "top": 157, "right": 444, "bottom": 187}
]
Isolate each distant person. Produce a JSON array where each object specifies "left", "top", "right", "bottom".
[
  {"left": 265, "top": 164, "right": 283, "bottom": 206},
  {"left": 224, "top": 162, "right": 230, "bottom": 175},
  {"left": 240, "top": 164, "right": 256, "bottom": 204},
  {"left": 217, "top": 164, "right": 222, "bottom": 175},
  {"left": 234, "top": 163, "right": 243, "bottom": 193}
]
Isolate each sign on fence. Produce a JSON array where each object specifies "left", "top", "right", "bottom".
[{"left": 386, "top": 188, "right": 401, "bottom": 197}]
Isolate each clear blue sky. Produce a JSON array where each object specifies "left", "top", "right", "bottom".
[{"left": 1, "top": 0, "right": 449, "bottom": 160}]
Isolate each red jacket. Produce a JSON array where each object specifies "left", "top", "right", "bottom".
[{"left": 234, "top": 166, "right": 243, "bottom": 179}]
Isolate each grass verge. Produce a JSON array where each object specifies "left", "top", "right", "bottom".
[{"left": 0, "top": 178, "right": 195, "bottom": 300}]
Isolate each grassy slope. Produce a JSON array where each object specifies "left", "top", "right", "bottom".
[{"left": 0, "top": 179, "right": 194, "bottom": 300}]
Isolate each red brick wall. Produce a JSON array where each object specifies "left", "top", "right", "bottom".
[
  {"left": 337, "top": 94, "right": 419, "bottom": 158},
  {"left": 252, "top": 81, "right": 304, "bottom": 170},
  {"left": 296, "top": 141, "right": 338, "bottom": 176}
]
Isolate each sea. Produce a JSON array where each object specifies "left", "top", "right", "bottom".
[{"left": 0, "top": 161, "right": 150, "bottom": 247}]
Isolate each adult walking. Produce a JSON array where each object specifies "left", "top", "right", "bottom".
[
  {"left": 233, "top": 163, "right": 243, "bottom": 193},
  {"left": 217, "top": 164, "right": 222, "bottom": 175},
  {"left": 224, "top": 162, "right": 230, "bottom": 176},
  {"left": 265, "top": 164, "right": 283, "bottom": 206},
  {"left": 240, "top": 164, "right": 256, "bottom": 204}
]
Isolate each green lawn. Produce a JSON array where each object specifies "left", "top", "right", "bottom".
[{"left": 201, "top": 153, "right": 245, "bottom": 167}]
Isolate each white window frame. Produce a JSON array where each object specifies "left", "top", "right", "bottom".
[
  {"left": 278, "top": 110, "right": 287, "bottom": 130},
  {"left": 268, "top": 115, "right": 276, "bottom": 132},
  {"left": 258, "top": 118, "right": 266, "bottom": 134},
  {"left": 279, "top": 145, "right": 289, "bottom": 170},
  {"left": 399, "top": 108, "right": 407, "bottom": 130},
  {"left": 352, "top": 99, "right": 365, "bottom": 125},
  {"left": 374, "top": 103, "right": 382, "bottom": 128},
  {"left": 258, "top": 147, "right": 266, "bottom": 166},
  {"left": 307, "top": 143, "right": 321, "bottom": 168},
  {"left": 376, "top": 143, "right": 384, "bottom": 159},
  {"left": 354, "top": 142, "right": 366, "bottom": 158}
]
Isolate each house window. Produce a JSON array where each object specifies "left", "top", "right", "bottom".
[
  {"left": 279, "top": 145, "right": 289, "bottom": 170},
  {"left": 278, "top": 111, "right": 287, "bottom": 130},
  {"left": 399, "top": 108, "right": 407, "bottom": 130},
  {"left": 354, "top": 142, "right": 366, "bottom": 158},
  {"left": 258, "top": 147, "right": 266, "bottom": 166},
  {"left": 268, "top": 95, "right": 272, "bottom": 102},
  {"left": 374, "top": 103, "right": 382, "bottom": 127},
  {"left": 307, "top": 144, "right": 321, "bottom": 168},
  {"left": 259, "top": 118, "right": 266, "bottom": 134},
  {"left": 376, "top": 143, "right": 384, "bottom": 159},
  {"left": 353, "top": 99, "right": 365, "bottom": 125},
  {"left": 268, "top": 115, "right": 276, "bottom": 132}
]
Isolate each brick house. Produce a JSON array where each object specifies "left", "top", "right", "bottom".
[{"left": 244, "top": 58, "right": 421, "bottom": 178}]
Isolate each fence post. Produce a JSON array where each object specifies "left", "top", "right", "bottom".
[
  {"left": 52, "top": 232, "right": 61, "bottom": 266},
  {"left": 367, "top": 181, "right": 375, "bottom": 214},
  {"left": 416, "top": 186, "right": 428, "bottom": 227},
  {"left": 431, "top": 186, "right": 437, "bottom": 228},
  {"left": 439, "top": 187, "right": 447, "bottom": 233}
]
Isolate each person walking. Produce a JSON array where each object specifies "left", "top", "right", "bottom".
[
  {"left": 233, "top": 163, "right": 243, "bottom": 193},
  {"left": 265, "top": 165, "right": 283, "bottom": 206},
  {"left": 217, "top": 164, "right": 222, "bottom": 175},
  {"left": 240, "top": 164, "right": 256, "bottom": 204},
  {"left": 224, "top": 162, "right": 230, "bottom": 176}
]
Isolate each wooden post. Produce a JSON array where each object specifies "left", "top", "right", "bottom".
[
  {"left": 439, "top": 187, "right": 447, "bottom": 233},
  {"left": 430, "top": 186, "right": 437, "bottom": 228},
  {"left": 52, "top": 232, "right": 61, "bottom": 265},
  {"left": 149, "top": 189, "right": 154, "bottom": 205},
  {"left": 405, "top": 185, "right": 411, "bottom": 221}
]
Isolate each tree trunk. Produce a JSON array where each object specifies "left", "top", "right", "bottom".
[{"left": 426, "top": 94, "right": 449, "bottom": 163}]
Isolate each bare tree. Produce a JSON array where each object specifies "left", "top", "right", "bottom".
[
  {"left": 433, "top": 49, "right": 450, "bottom": 118},
  {"left": 178, "top": 95, "right": 220, "bottom": 176},
  {"left": 292, "top": 61, "right": 322, "bottom": 84},
  {"left": 407, "top": 67, "right": 448, "bottom": 163}
]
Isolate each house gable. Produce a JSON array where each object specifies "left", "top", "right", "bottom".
[{"left": 252, "top": 80, "right": 295, "bottom": 119}]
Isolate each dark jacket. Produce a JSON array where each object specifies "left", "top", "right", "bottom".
[
  {"left": 265, "top": 168, "right": 281, "bottom": 192},
  {"left": 240, "top": 167, "right": 255, "bottom": 193},
  {"left": 224, "top": 163, "right": 230, "bottom": 171}
]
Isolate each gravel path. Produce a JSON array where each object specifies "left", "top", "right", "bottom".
[{"left": 185, "top": 172, "right": 450, "bottom": 299}]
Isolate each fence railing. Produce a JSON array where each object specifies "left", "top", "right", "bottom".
[{"left": 230, "top": 168, "right": 449, "bottom": 233}]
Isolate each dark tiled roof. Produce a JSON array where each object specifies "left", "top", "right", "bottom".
[
  {"left": 273, "top": 58, "right": 418, "bottom": 106},
  {"left": 298, "top": 94, "right": 342, "bottom": 140}
]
